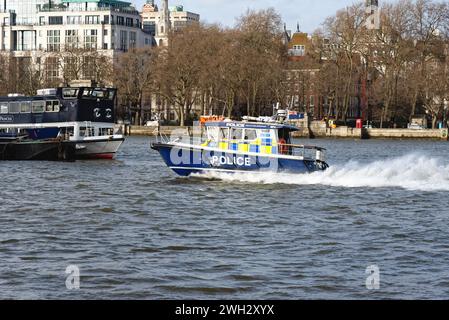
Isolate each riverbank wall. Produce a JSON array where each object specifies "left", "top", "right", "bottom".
[{"left": 123, "top": 123, "right": 448, "bottom": 140}]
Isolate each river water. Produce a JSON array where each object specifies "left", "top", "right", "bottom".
[{"left": 1, "top": 136, "right": 449, "bottom": 299}]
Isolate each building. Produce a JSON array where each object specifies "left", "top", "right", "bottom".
[
  {"left": 286, "top": 24, "right": 311, "bottom": 61},
  {"left": 0, "top": 0, "right": 153, "bottom": 83},
  {"left": 365, "top": 0, "right": 380, "bottom": 30},
  {"left": 141, "top": 0, "right": 200, "bottom": 46}
]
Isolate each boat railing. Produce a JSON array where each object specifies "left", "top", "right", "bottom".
[{"left": 280, "top": 144, "right": 326, "bottom": 162}]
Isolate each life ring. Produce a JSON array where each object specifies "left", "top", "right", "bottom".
[{"left": 278, "top": 138, "right": 288, "bottom": 154}]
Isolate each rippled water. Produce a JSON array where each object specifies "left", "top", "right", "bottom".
[{"left": 1, "top": 136, "right": 449, "bottom": 299}]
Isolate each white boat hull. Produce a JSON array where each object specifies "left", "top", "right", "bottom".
[{"left": 74, "top": 137, "right": 124, "bottom": 159}]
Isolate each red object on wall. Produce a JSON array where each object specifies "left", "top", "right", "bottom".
[{"left": 356, "top": 118, "right": 363, "bottom": 129}]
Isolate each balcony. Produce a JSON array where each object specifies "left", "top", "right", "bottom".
[{"left": 38, "top": 6, "right": 139, "bottom": 15}]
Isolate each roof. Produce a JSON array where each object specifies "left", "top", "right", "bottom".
[
  {"left": 204, "top": 121, "right": 299, "bottom": 131},
  {"left": 288, "top": 32, "right": 310, "bottom": 49}
]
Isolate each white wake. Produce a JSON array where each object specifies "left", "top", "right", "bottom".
[{"left": 194, "top": 154, "right": 449, "bottom": 191}]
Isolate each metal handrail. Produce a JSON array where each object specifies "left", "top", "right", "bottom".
[{"left": 280, "top": 143, "right": 326, "bottom": 151}]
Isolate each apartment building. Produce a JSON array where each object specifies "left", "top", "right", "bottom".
[{"left": 0, "top": 0, "right": 153, "bottom": 82}]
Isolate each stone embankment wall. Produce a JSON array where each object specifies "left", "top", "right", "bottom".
[{"left": 122, "top": 123, "right": 448, "bottom": 140}]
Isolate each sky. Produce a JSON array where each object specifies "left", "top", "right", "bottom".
[{"left": 133, "top": 0, "right": 364, "bottom": 33}]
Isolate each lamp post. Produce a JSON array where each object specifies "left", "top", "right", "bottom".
[{"left": 444, "top": 99, "right": 448, "bottom": 128}]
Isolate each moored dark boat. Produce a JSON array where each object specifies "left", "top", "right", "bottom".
[
  {"left": 0, "top": 138, "right": 76, "bottom": 161},
  {"left": 0, "top": 85, "right": 124, "bottom": 160}
]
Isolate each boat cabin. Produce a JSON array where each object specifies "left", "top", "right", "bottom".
[
  {"left": 0, "top": 87, "right": 117, "bottom": 125},
  {"left": 202, "top": 121, "right": 298, "bottom": 155},
  {"left": 0, "top": 87, "right": 119, "bottom": 141}
]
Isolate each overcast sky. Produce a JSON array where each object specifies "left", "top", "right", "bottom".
[{"left": 133, "top": 0, "right": 365, "bottom": 33}]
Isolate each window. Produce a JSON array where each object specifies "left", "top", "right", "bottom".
[
  {"left": 0, "top": 103, "right": 8, "bottom": 114},
  {"left": 8, "top": 102, "right": 20, "bottom": 114},
  {"left": 45, "top": 100, "right": 53, "bottom": 112},
  {"left": 82, "top": 89, "right": 93, "bottom": 97},
  {"left": 52, "top": 101, "right": 60, "bottom": 112},
  {"left": 49, "top": 16, "right": 63, "bottom": 25},
  {"left": 129, "top": 32, "right": 136, "bottom": 49},
  {"left": 120, "top": 30, "right": 128, "bottom": 51},
  {"left": 103, "top": 15, "right": 110, "bottom": 24},
  {"left": 43, "top": 101, "right": 60, "bottom": 112},
  {"left": 45, "top": 57, "right": 59, "bottom": 81},
  {"left": 65, "top": 30, "right": 78, "bottom": 49},
  {"left": 99, "top": 128, "right": 113, "bottom": 136},
  {"left": 85, "top": 15, "right": 100, "bottom": 25},
  {"left": 82, "top": 57, "right": 96, "bottom": 79},
  {"left": 81, "top": 89, "right": 112, "bottom": 100},
  {"left": 32, "top": 101, "right": 45, "bottom": 113},
  {"left": 20, "top": 102, "right": 31, "bottom": 113},
  {"left": 67, "top": 16, "right": 82, "bottom": 25},
  {"left": 79, "top": 127, "right": 94, "bottom": 137},
  {"left": 47, "top": 30, "right": 60, "bottom": 52},
  {"left": 116, "top": 16, "right": 124, "bottom": 26},
  {"left": 125, "top": 17, "right": 133, "bottom": 27},
  {"left": 84, "top": 29, "right": 98, "bottom": 50},
  {"left": 243, "top": 129, "right": 257, "bottom": 141},
  {"left": 219, "top": 128, "right": 229, "bottom": 141},
  {"left": 62, "top": 88, "right": 79, "bottom": 99},
  {"left": 230, "top": 128, "right": 243, "bottom": 141},
  {"left": 92, "top": 89, "right": 107, "bottom": 98},
  {"left": 291, "top": 45, "right": 306, "bottom": 56}
]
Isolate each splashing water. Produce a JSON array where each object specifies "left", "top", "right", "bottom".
[{"left": 193, "top": 154, "right": 449, "bottom": 191}]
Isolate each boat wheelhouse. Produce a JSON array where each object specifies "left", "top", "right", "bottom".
[
  {"left": 0, "top": 87, "right": 124, "bottom": 159},
  {"left": 151, "top": 115, "right": 329, "bottom": 176}
]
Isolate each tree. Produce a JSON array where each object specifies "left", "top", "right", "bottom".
[
  {"left": 0, "top": 53, "right": 10, "bottom": 96},
  {"left": 115, "top": 47, "right": 155, "bottom": 125},
  {"left": 235, "top": 8, "right": 286, "bottom": 116}
]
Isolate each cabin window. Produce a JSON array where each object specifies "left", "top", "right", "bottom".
[
  {"left": 53, "top": 101, "right": 60, "bottom": 112},
  {"left": 230, "top": 128, "right": 243, "bottom": 141},
  {"left": 92, "top": 89, "right": 107, "bottom": 99},
  {"left": 45, "top": 100, "right": 60, "bottom": 112},
  {"left": 99, "top": 128, "right": 113, "bottom": 136},
  {"left": 32, "top": 101, "right": 45, "bottom": 113},
  {"left": 8, "top": 102, "right": 20, "bottom": 114},
  {"left": 107, "top": 89, "right": 115, "bottom": 100},
  {"left": 0, "top": 103, "right": 8, "bottom": 114},
  {"left": 219, "top": 128, "right": 229, "bottom": 141},
  {"left": 81, "top": 88, "right": 112, "bottom": 100},
  {"left": 62, "top": 88, "right": 79, "bottom": 99},
  {"left": 82, "top": 89, "right": 93, "bottom": 97},
  {"left": 243, "top": 129, "right": 257, "bottom": 141},
  {"left": 20, "top": 102, "right": 31, "bottom": 113},
  {"left": 206, "top": 127, "right": 219, "bottom": 142},
  {"left": 79, "top": 127, "right": 94, "bottom": 137},
  {"left": 278, "top": 129, "right": 291, "bottom": 144},
  {"left": 46, "top": 101, "right": 53, "bottom": 112}
]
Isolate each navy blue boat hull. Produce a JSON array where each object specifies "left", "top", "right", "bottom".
[
  {"left": 0, "top": 140, "right": 76, "bottom": 161},
  {"left": 151, "top": 143, "right": 328, "bottom": 177}
]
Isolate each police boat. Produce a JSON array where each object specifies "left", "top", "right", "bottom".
[{"left": 151, "top": 110, "right": 329, "bottom": 176}]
